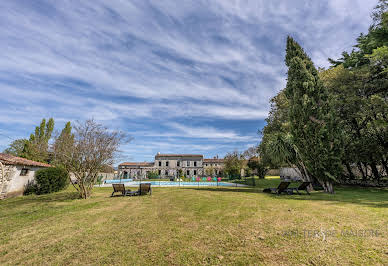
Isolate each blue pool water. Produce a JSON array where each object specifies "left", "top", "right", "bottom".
[
  {"left": 104, "top": 179, "right": 133, "bottom": 183},
  {"left": 103, "top": 180, "right": 246, "bottom": 187}
]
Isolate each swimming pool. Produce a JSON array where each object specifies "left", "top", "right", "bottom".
[
  {"left": 102, "top": 180, "right": 247, "bottom": 187},
  {"left": 104, "top": 179, "right": 133, "bottom": 183}
]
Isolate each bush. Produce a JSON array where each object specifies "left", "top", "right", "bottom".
[
  {"left": 256, "top": 162, "right": 268, "bottom": 179},
  {"left": 23, "top": 180, "right": 36, "bottom": 195},
  {"left": 34, "top": 167, "right": 69, "bottom": 194},
  {"left": 147, "top": 171, "right": 160, "bottom": 179},
  {"left": 247, "top": 160, "right": 268, "bottom": 179}
]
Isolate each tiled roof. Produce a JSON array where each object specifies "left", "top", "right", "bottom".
[
  {"left": 119, "top": 162, "right": 154, "bottom": 167},
  {"left": 203, "top": 159, "right": 224, "bottom": 163},
  {"left": 155, "top": 154, "right": 203, "bottom": 158},
  {"left": 0, "top": 153, "right": 51, "bottom": 167}
]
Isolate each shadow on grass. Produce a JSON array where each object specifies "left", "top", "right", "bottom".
[
  {"left": 285, "top": 186, "right": 388, "bottom": 208},
  {"left": 0, "top": 191, "right": 80, "bottom": 208},
  {"left": 182, "top": 187, "right": 262, "bottom": 194},
  {"left": 182, "top": 186, "right": 388, "bottom": 209}
]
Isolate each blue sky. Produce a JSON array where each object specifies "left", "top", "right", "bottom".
[{"left": 0, "top": 0, "right": 377, "bottom": 162}]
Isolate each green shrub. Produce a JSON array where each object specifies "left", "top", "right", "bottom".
[
  {"left": 147, "top": 171, "right": 159, "bottom": 179},
  {"left": 34, "top": 167, "right": 69, "bottom": 194},
  {"left": 23, "top": 180, "right": 37, "bottom": 195},
  {"left": 256, "top": 162, "right": 269, "bottom": 179}
]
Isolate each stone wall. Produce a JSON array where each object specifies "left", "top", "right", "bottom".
[
  {"left": 0, "top": 163, "right": 16, "bottom": 199},
  {"left": 0, "top": 164, "right": 44, "bottom": 199}
]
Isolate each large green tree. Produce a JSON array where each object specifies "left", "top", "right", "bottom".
[
  {"left": 320, "top": 64, "right": 387, "bottom": 181},
  {"left": 323, "top": 1, "right": 388, "bottom": 181},
  {"left": 53, "top": 121, "right": 74, "bottom": 166},
  {"left": 3, "top": 139, "right": 28, "bottom": 157},
  {"left": 224, "top": 151, "right": 244, "bottom": 179},
  {"left": 259, "top": 80, "right": 321, "bottom": 184},
  {"left": 259, "top": 1, "right": 387, "bottom": 190},
  {"left": 22, "top": 118, "right": 54, "bottom": 163},
  {"left": 284, "top": 36, "right": 343, "bottom": 193},
  {"left": 329, "top": 0, "right": 388, "bottom": 68}
]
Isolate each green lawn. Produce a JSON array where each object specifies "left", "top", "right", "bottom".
[{"left": 0, "top": 177, "right": 387, "bottom": 265}]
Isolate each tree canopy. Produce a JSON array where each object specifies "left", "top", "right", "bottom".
[
  {"left": 21, "top": 118, "right": 54, "bottom": 163},
  {"left": 259, "top": 1, "right": 387, "bottom": 191}
]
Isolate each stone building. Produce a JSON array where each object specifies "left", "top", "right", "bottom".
[
  {"left": 0, "top": 153, "right": 51, "bottom": 199},
  {"left": 118, "top": 153, "right": 224, "bottom": 180},
  {"left": 119, "top": 162, "right": 155, "bottom": 179},
  {"left": 203, "top": 158, "right": 225, "bottom": 177}
]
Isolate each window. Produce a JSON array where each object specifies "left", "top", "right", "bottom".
[
  {"left": 158, "top": 161, "right": 162, "bottom": 166},
  {"left": 194, "top": 170, "right": 197, "bottom": 175},
  {"left": 20, "top": 168, "right": 29, "bottom": 176},
  {"left": 177, "top": 161, "right": 180, "bottom": 167},
  {"left": 187, "top": 161, "right": 190, "bottom": 167},
  {"left": 165, "top": 170, "right": 168, "bottom": 175},
  {"left": 158, "top": 170, "right": 161, "bottom": 175},
  {"left": 166, "top": 161, "right": 169, "bottom": 167},
  {"left": 187, "top": 170, "right": 190, "bottom": 175},
  {"left": 194, "top": 161, "right": 197, "bottom": 167}
]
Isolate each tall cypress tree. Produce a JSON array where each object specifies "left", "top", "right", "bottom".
[
  {"left": 53, "top": 122, "right": 74, "bottom": 166},
  {"left": 284, "top": 36, "right": 343, "bottom": 193},
  {"left": 22, "top": 118, "right": 55, "bottom": 163}
]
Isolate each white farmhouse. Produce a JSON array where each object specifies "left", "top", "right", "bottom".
[{"left": 0, "top": 153, "right": 50, "bottom": 199}]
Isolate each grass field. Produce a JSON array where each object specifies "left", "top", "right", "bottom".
[{"left": 0, "top": 177, "right": 387, "bottom": 265}]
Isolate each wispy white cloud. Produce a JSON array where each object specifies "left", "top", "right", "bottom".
[
  {"left": 0, "top": 0, "right": 378, "bottom": 160},
  {"left": 166, "top": 123, "right": 256, "bottom": 141}
]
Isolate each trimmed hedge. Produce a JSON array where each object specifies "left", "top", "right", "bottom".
[{"left": 34, "top": 167, "right": 69, "bottom": 194}]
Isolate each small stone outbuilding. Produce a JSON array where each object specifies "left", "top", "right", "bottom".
[{"left": 0, "top": 153, "right": 50, "bottom": 199}]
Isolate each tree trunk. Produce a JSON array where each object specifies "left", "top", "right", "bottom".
[
  {"left": 362, "top": 162, "right": 372, "bottom": 180},
  {"left": 345, "top": 162, "right": 356, "bottom": 180},
  {"left": 79, "top": 182, "right": 88, "bottom": 199},
  {"left": 370, "top": 162, "right": 380, "bottom": 181},
  {"left": 298, "top": 161, "right": 314, "bottom": 191},
  {"left": 382, "top": 158, "right": 388, "bottom": 178},
  {"left": 357, "top": 162, "right": 367, "bottom": 180},
  {"left": 320, "top": 180, "right": 334, "bottom": 194}
]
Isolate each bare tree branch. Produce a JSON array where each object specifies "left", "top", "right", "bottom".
[{"left": 53, "top": 119, "right": 130, "bottom": 199}]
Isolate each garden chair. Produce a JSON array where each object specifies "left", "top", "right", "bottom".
[
  {"left": 111, "top": 183, "right": 131, "bottom": 197},
  {"left": 128, "top": 183, "right": 152, "bottom": 196},
  {"left": 289, "top": 181, "right": 311, "bottom": 195},
  {"left": 263, "top": 181, "right": 291, "bottom": 194}
]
